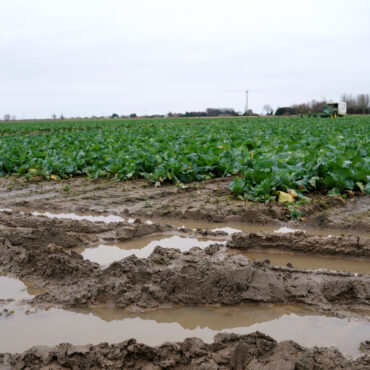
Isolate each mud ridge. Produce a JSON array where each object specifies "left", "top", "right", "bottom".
[
  {"left": 1, "top": 239, "right": 369, "bottom": 313},
  {"left": 0, "top": 211, "right": 226, "bottom": 249},
  {"left": 227, "top": 231, "right": 370, "bottom": 258},
  {"left": 1, "top": 332, "right": 369, "bottom": 369}
]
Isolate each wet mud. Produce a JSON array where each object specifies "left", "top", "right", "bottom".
[
  {"left": 2, "top": 296, "right": 369, "bottom": 355},
  {"left": 0, "top": 176, "right": 369, "bottom": 233},
  {"left": 0, "top": 177, "right": 369, "bottom": 367},
  {"left": 233, "top": 249, "right": 370, "bottom": 274},
  {"left": 1, "top": 237, "right": 369, "bottom": 315},
  {"left": 227, "top": 231, "right": 370, "bottom": 258},
  {"left": 1, "top": 332, "right": 370, "bottom": 370},
  {"left": 73, "top": 235, "right": 370, "bottom": 273}
]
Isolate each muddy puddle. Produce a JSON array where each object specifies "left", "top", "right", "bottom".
[
  {"left": 2, "top": 276, "right": 369, "bottom": 356},
  {"left": 72, "top": 235, "right": 226, "bottom": 266},
  {"left": 71, "top": 234, "right": 370, "bottom": 274},
  {"left": 0, "top": 299, "right": 368, "bottom": 356},
  {"left": 233, "top": 250, "right": 370, "bottom": 274},
  {"left": 7, "top": 208, "right": 370, "bottom": 237},
  {"left": 0, "top": 277, "right": 33, "bottom": 300},
  {"left": 0, "top": 276, "right": 46, "bottom": 300},
  {"left": 150, "top": 217, "right": 370, "bottom": 238},
  {"left": 31, "top": 211, "right": 131, "bottom": 224}
]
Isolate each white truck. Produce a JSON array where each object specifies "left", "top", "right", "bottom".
[{"left": 323, "top": 102, "right": 347, "bottom": 117}]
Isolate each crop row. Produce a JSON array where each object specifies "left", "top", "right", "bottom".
[
  {"left": 0, "top": 116, "right": 369, "bottom": 201},
  {"left": 0, "top": 117, "right": 213, "bottom": 135}
]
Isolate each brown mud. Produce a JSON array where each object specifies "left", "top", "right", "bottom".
[
  {"left": 1, "top": 333, "right": 369, "bottom": 370},
  {"left": 0, "top": 177, "right": 369, "bottom": 367},
  {"left": 71, "top": 234, "right": 370, "bottom": 273},
  {"left": 1, "top": 237, "right": 369, "bottom": 315},
  {"left": 227, "top": 231, "right": 370, "bottom": 258},
  {"left": 0, "top": 176, "right": 369, "bottom": 233}
]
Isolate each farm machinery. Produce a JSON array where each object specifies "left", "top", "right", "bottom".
[
  {"left": 320, "top": 102, "right": 347, "bottom": 118},
  {"left": 305, "top": 101, "right": 347, "bottom": 118}
]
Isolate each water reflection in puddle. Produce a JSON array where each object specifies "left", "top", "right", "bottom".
[
  {"left": 0, "top": 277, "right": 34, "bottom": 300},
  {"left": 31, "top": 211, "right": 128, "bottom": 224},
  {"left": 0, "top": 303, "right": 369, "bottom": 356},
  {"left": 8, "top": 209, "right": 369, "bottom": 237},
  {"left": 233, "top": 250, "right": 370, "bottom": 275},
  {"left": 0, "top": 276, "right": 47, "bottom": 301},
  {"left": 73, "top": 235, "right": 226, "bottom": 266},
  {"left": 274, "top": 226, "right": 304, "bottom": 233},
  {"left": 72, "top": 233, "right": 370, "bottom": 274},
  {"left": 27, "top": 211, "right": 304, "bottom": 234},
  {"left": 151, "top": 217, "right": 370, "bottom": 238}
]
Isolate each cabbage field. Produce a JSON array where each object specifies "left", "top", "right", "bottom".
[{"left": 0, "top": 116, "right": 369, "bottom": 201}]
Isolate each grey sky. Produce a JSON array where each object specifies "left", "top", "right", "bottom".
[{"left": 1, "top": 0, "right": 369, "bottom": 118}]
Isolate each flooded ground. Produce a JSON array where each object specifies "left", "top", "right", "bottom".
[
  {"left": 8, "top": 207, "right": 370, "bottom": 237},
  {"left": 72, "top": 235, "right": 226, "bottom": 265},
  {"left": 0, "top": 277, "right": 32, "bottom": 300},
  {"left": 1, "top": 292, "right": 369, "bottom": 357},
  {"left": 0, "top": 177, "right": 369, "bottom": 367},
  {"left": 71, "top": 234, "right": 370, "bottom": 274},
  {"left": 234, "top": 250, "right": 370, "bottom": 274},
  {"left": 31, "top": 211, "right": 128, "bottom": 224},
  {"left": 151, "top": 217, "right": 370, "bottom": 238}
]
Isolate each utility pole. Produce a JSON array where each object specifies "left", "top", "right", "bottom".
[{"left": 245, "top": 90, "right": 249, "bottom": 113}]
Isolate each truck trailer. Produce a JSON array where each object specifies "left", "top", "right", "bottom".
[{"left": 321, "top": 102, "right": 347, "bottom": 117}]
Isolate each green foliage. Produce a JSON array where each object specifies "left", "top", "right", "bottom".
[
  {"left": 286, "top": 204, "right": 304, "bottom": 220},
  {"left": 0, "top": 116, "right": 369, "bottom": 202},
  {"left": 228, "top": 177, "right": 245, "bottom": 196}
]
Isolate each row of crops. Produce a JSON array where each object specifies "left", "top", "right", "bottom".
[
  {"left": 0, "top": 117, "right": 201, "bottom": 135},
  {"left": 0, "top": 116, "right": 369, "bottom": 201}
]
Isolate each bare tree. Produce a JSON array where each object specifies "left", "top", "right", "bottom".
[
  {"left": 356, "top": 94, "right": 370, "bottom": 113},
  {"left": 263, "top": 104, "right": 273, "bottom": 115},
  {"left": 341, "top": 93, "right": 369, "bottom": 114},
  {"left": 3, "top": 114, "right": 10, "bottom": 121}
]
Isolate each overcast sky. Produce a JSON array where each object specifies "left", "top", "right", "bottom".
[{"left": 1, "top": 0, "right": 369, "bottom": 118}]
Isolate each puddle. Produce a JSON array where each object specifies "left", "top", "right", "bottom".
[
  {"left": 0, "top": 303, "right": 368, "bottom": 356},
  {"left": 31, "top": 211, "right": 133, "bottom": 224},
  {"left": 0, "top": 276, "right": 40, "bottom": 300},
  {"left": 72, "top": 233, "right": 370, "bottom": 274},
  {"left": 18, "top": 210, "right": 330, "bottom": 235},
  {"left": 73, "top": 235, "right": 226, "bottom": 266},
  {"left": 149, "top": 217, "right": 370, "bottom": 237},
  {"left": 4, "top": 209, "right": 369, "bottom": 237},
  {"left": 72, "top": 232, "right": 370, "bottom": 274},
  {"left": 209, "top": 226, "right": 243, "bottom": 234},
  {"left": 274, "top": 226, "right": 304, "bottom": 233},
  {"left": 233, "top": 250, "right": 370, "bottom": 274}
]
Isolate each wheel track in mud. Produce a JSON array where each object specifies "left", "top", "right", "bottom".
[{"left": 0, "top": 179, "right": 369, "bottom": 368}]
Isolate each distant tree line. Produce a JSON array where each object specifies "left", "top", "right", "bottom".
[
  {"left": 275, "top": 94, "right": 370, "bottom": 116},
  {"left": 340, "top": 94, "right": 370, "bottom": 114},
  {"left": 169, "top": 108, "right": 255, "bottom": 117},
  {"left": 3, "top": 114, "right": 16, "bottom": 121}
]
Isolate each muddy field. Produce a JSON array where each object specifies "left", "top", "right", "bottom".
[
  {"left": 1, "top": 176, "right": 369, "bottom": 232},
  {"left": 0, "top": 177, "right": 369, "bottom": 369}
]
